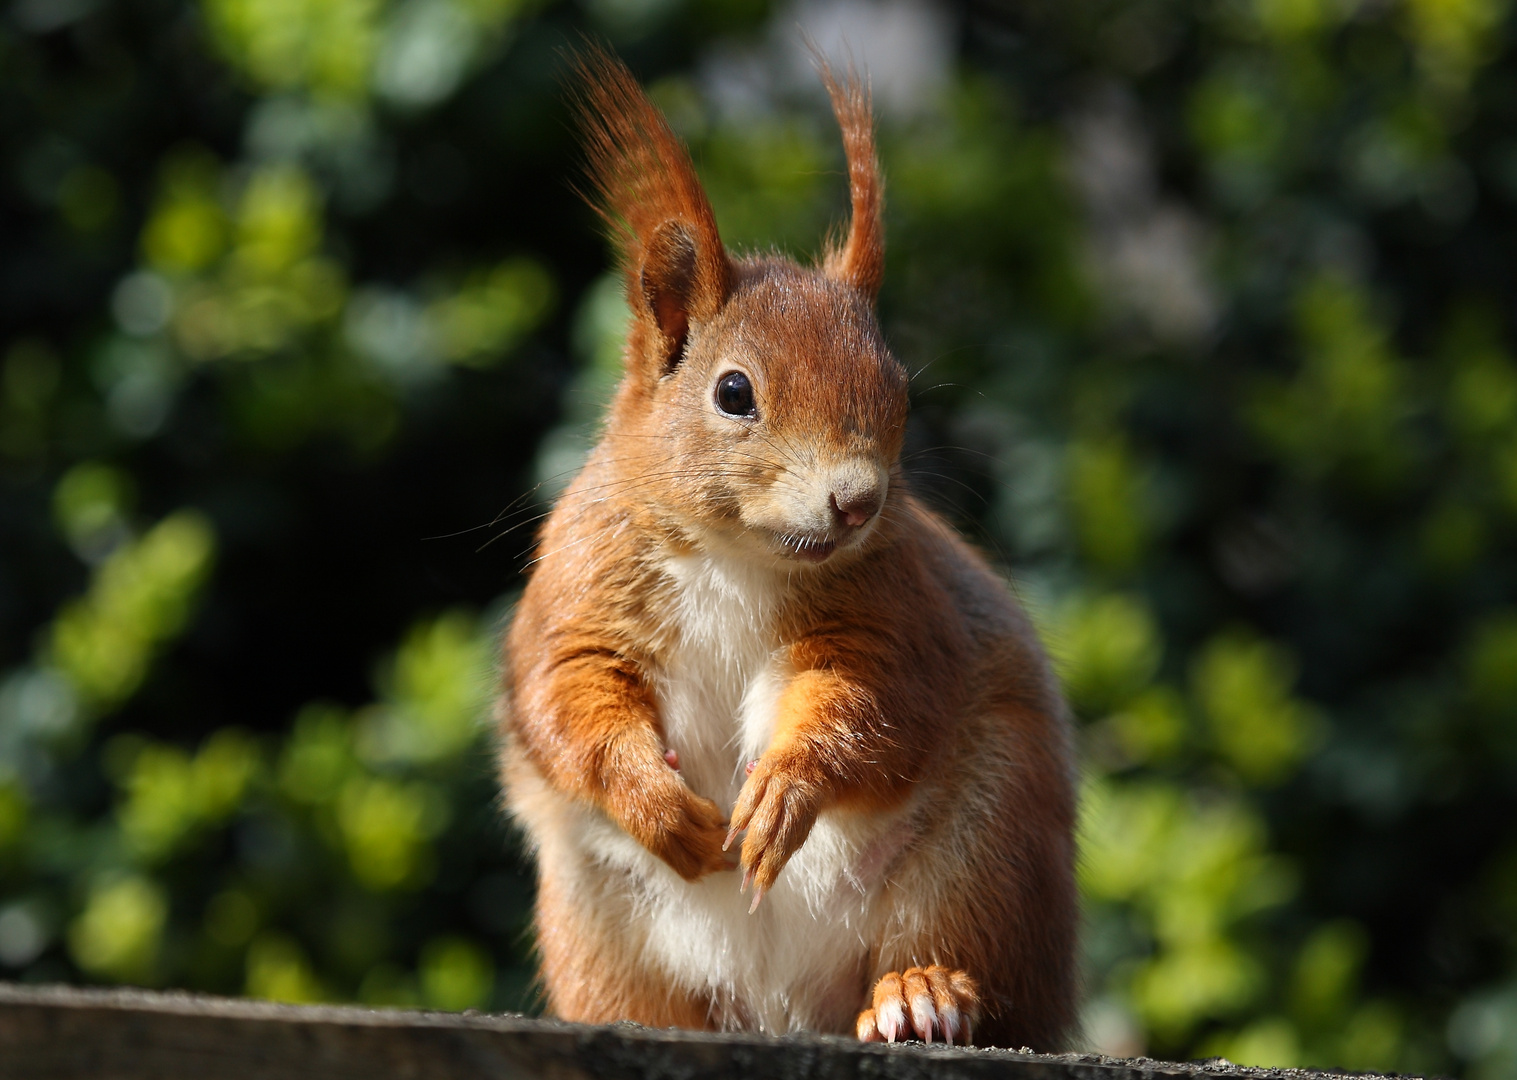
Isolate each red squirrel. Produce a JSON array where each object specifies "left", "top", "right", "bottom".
[{"left": 499, "top": 47, "right": 1078, "bottom": 1049}]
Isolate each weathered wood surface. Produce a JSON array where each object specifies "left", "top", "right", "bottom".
[{"left": 0, "top": 983, "right": 1412, "bottom": 1080}]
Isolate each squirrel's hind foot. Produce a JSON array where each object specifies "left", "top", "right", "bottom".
[{"left": 856, "top": 966, "right": 979, "bottom": 1046}]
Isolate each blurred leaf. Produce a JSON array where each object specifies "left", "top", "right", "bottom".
[
  {"left": 419, "top": 936, "right": 493, "bottom": 1010},
  {"left": 52, "top": 462, "right": 134, "bottom": 563},
  {"left": 67, "top": 875, "right": 168, "bottom": 983},
  {"left": 279, "top": 705, "right": 357, "bottom": 805},
  {"left": 142, "top": 150, "right": 230, "bottom": 276},
  {"left": 428, "top": 259, "right": 555, "bottom": 367},
  {"left": 48, "top": 511, "right": 216, "bottom": 714},
  {"left": 1192, "top": 631, "right": 1323, "bottom": 786},
  {"left": 1083, "top": 777, "right": 1296, "bottom": 1040},
  {"left": 1291, "top": 920, "right": 1367, "bottom": 1029},
  {"left": 357, "top": 610, "right": 493, "bottom": 767},
  {"left": 203, "top": 889, "right": 261, "bottom": 949},
  {"left": 1403, "top": 0, "right": 1511, "bottom": 94},
  {"left": 245, "top": 931, "right": 329, "bottom": 1002},
  {"left": 1465, "top": 612, "right": 1517, "bottom": 717},
  {"left": 57, "top": 167, "right": 120, "bottom": 234},
  {"left": 336, "top": 775, "right": 448, "bottom": 890},
  {"left": 115, "top": 730, "right": 260, "bottom": 863},
  {"left": 1132, "top": 937, "right": 1263, "bottom": 1038},
  {"left": 205, "top": 0, "right": 383, "bottom": 99},
  {"left": 1107, "top": 685, "right": 1191, "bottom": 765},
  {"left": 1049, "top": 592, "right": 1162, "bottom": 717},
  {"left": 1335, "top": 1000, "right": 1403, "bottom": 1072},
  {"left": 1203, "top": 1016, "right": 1302, "bottom": 1069},
  {"left": 1249, "top": 274, "right": 1414, "bottom": 487},
  {"left": 0, "top": 783, "right": 27, "bottom": 853},
  {"left": 1067, "top": 435, "right": 1151, "bottom": 575}
]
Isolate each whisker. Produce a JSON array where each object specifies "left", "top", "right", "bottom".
[{"left": 907, "top": 344, "right": 978, "bottom": 384}]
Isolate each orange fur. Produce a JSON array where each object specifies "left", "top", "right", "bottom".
[
  {"left": 571, "top": 46, "right": 731, "bottom": 383},
  {"left": 817, "top": 59, "right": 885, "bottom": 299},
  {"left": 500, "top": 48, "right": 1077, "bottom": 1049},
  {"left": 528, "top": 848, "right": 715, "bottom": 1028}
]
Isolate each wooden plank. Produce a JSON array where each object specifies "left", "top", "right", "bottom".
[{"left": 0, "top": 983, "right": 1406, "bottom": 1080}]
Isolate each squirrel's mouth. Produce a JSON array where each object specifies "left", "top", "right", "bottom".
[{"left": 778, "top": 533, "right": 838, "bottom": 563}]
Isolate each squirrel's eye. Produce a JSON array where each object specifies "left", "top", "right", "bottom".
[{"left": 714, "top": 371, "right": 756, "bottom": 418}]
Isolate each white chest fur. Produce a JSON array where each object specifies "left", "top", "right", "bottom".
[
  {"left": 655, "top": 552, "right": 786, "bottom": 808},
  {"left": 568, "top": 553, "right": 905, "bottom": 1033}
]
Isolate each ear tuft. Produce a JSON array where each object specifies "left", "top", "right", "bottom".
[
  {"left": 815, "top": 56, "right": 885, "bottom": 302},
  {"left": 571, "top": 45, "right": 731, "bottom": 381}
]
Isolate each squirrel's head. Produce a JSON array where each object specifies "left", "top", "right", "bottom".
[{"left": 575, "top": 47, "right": 908, "bottom": 568}]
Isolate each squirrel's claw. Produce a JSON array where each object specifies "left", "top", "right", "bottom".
[
  {"left": 872, "top": 974, "right": 908, "bottom": 1043},
  {"left": 858, "top": 966, "right": 979, "bottom": 1046},
  {"left": 730, "top": 756, "right": 822, "bottom": 897}
]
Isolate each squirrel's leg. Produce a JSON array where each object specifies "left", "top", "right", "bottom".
[
  {"left": 854, "top": 687, "right": 1078, "bottom": 1050},
  {"left": 514, "top": 641, "right": 731, "bottom": 881},
  {"left": 728, "top": 664, "right": 932, "bottom": 901},
  {"left": 533, "top": 866, "right": 713, "bottom": 1028},
  {"left": 856, "top": 966, "right": 980, "bottom": 1045}
]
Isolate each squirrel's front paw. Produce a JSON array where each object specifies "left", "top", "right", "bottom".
[
  {"left": 724, "top": 757, "right": 821, "bottom": 907},
  {"left": 856, "top": 966, "right": 980, "bottom": 1045},
  {"left": 632, "top": 776, "right": 733, "bottom": 881}
]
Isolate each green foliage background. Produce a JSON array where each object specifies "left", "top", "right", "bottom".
[{"left": 2, "top": 0, "right": 1517, "bottom": 1073}]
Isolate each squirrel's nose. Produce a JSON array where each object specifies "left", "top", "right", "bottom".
[{"left": 830, "top": 487, "right": 882, "bottom": 528}]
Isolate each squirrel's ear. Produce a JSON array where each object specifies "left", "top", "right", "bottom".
[
  {"left": 818, "top": 61, "right": 884, "bottom": 302},
  {"left": 640, "top": 220, "right": 699, "bottom": 374},
  {"left": 572, "top": 46, "right": 732, "bottom": 380}
]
